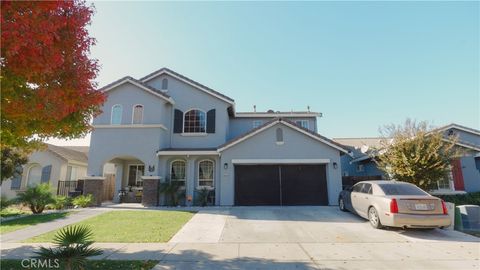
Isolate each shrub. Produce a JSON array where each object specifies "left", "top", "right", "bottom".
[
  {"left": 196, "top": 188, "right": 213, "bottom": 207},
  {"left": 35, "top": 225, "right": 102, "bottom": 270},
  {"left": 72, "top": 194, "right": 94, "bottom": 208},
  {"left": 159, "top": 180, "right": 184, "bottom": 206},
  {"left": 16, "top": 184, "right": 54, "bottom": 214},
  {"left": 436, "top": 192, "right": 480, "bottom": 206},
  {"left": 50, "top": 196, "right": 72, "bottom": 210},
  {"left": 0, "top": 197, "right": 12, "bottom": 210}
]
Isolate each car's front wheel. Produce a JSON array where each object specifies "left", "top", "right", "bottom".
[
  {"left": 339, "top": 197, "right": 347, "bottom": 212},
  {"left": 368, "top": 206, "right": 383, "bottom": 229}
]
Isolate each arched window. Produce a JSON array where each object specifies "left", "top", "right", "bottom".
[
  {"left": 198, "top": 160, "right": 214, "bottom": 188},
  {"left": 27, "top": 164, "right": 42, "bottom": 187},
  {"left": 132, "top": 104, "right": 144, "bottom": 124},
  {"left": 162, "top": 78, "right": 168, "bottom": 90},
  {"left": 111, "top": 104, "right": 123, "bottom": 125},
  {"left": 184, "top": 109, "right": 206, "bottom": 133},
  {"left": 276, "top": 128, "right": 284, "bottom": 143},
  {"left": 170, "top": 160, "right": 186, "bottom": 186}
]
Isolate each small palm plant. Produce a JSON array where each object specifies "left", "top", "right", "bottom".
[
  {"left": 16, "top": 183, "right": 54, "bottom": 214},
  {"left": 35, "top": 225, "right": 103, "bottom": 270},
  {"left": 196, "top": 187, "right": 212, "bottom": 207},
  {"left": 159, "top": 177, "right": 185, "bottom": 206}
]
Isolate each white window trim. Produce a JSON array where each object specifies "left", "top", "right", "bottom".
[
  {"left": 295, "top": 119, "right": 309, "bottom": 129},
  {"left": 197, "top": 159, "right": 214, "bottom": 190},
  {"left": 170, "top": 159, "right": 187, "bottom": 185},
  {"left": 183, "top": 108, "right": 207, "bottom": 134},
  {"left": 111, "top": 104, "right": 123, "bottom": 125},
  {"left": 127, "top": 164, "right": 145, "bottom": 186},
  {"left": 131, "top": 104, "right": 144, "bottom": 124},
  {"left": 26, "top": 163, "right": 41, "bottom": 187},
  {"left": 66, "top": 165, "right": 74, "bottom": 181}
]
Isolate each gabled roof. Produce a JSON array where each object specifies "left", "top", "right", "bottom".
[
  {"left": 140, "top": 67, "right": 235, "bottom": 105},
  {"left": 432, "top": 123, "right": 480, "bottom": 137},
  {"left": 47, "top": 144, "right": 88, "bottom": 164},
  {"left": 98, "top": 76, "right": 175, "bottom": 104},
  {"left": 218, "top": 118, "right": 348, "bottom": 153}
]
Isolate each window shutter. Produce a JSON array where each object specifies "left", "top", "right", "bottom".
[
  {"left": 10, "top": 166, "right": 23, "bottom": 190},
  {"left": 207, "top": 109, "right": 216, "bottom": 133},
  {"left": 41, "top": 165, "right": 52, "bottom": 183},
  {"left": 173, "top": 109, "right": 183, "bottom": 133}
]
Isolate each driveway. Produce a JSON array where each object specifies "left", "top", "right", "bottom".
[{"left": 165, "top": 206, "right": 479, "bottom": 269}]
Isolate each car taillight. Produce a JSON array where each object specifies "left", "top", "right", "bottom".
[
  {"left": 441, "top": 200, "right": 448, "bottom": 215},
  {"left": 390, "top": 199, "right": 398, "bottom": 214}
]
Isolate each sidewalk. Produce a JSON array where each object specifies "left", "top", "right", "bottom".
[
  {"left": 0, "top": 208, "right": 111, "bottom": 243},
  {"left": 1, "top": 242, "right": 479, "bottom": 270}
]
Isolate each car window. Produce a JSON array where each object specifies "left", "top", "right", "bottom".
[
  {"left": 378, "top": 183, "right": 428, "bottom": 195},
  {"left": 352, "top": 183, "right": 364, "bottom": 193},
  {"left": 362, "top": 183, "right": 372, "bottom": 194}
]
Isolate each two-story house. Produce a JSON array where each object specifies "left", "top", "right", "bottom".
[{"left": 88, "top": 68, "right": 348, "bottom": 206}]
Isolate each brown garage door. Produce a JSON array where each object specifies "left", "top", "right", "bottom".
[{"left": 234, "top": 164, "right": 328, "bottom": 206}]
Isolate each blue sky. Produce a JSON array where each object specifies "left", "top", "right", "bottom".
[{"left": 48, "top": 1, "right": 479, "bottom": 145}]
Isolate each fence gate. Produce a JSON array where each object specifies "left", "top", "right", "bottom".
[{"left": 103, "top": 174, "right": 115, "bottom": 202}]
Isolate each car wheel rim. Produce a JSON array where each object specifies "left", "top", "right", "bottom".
[
  {"left": 339, "top": 199, "right": 344, "bottom": 209},
  {"left": 369, "top": 208, "right": 378, "bottom": 226}
]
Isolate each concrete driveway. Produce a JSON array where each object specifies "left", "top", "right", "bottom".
[{"left": 165, "top": 206, "right": 479, "bottom": 269}]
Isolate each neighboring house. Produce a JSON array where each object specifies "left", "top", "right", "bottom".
[
  {"left": 334, "top": 123, "right": 480, "bottom": 194},
  {"left": 1, "top": 144, "right": 88, "bottom": 199},
  {"left": 88, "top": 67, "right": 348, "bottom": 206}
]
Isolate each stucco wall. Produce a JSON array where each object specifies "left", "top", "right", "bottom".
[
  {"left": 93, "top": 82, "right": 171, "bottom": 126},
  {"left": 0, "top": 151, "right": 83, "bottom": 199},
  {"left": 228, "top": 117, "right": 317, "bottom": 140},
  {"left": 145, "top": 74, "right": 231, "bottom": 148},
  {"left": 461, "top": 156, "right": 480, "bottom": 192},
  {"left": 88, "top": 128, "right": 165, "bottom": 176},
  {"left": 219, "top": 122, "right": 343, "bottom": 206}
]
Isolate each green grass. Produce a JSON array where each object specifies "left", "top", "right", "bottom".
[
  {"left": 28, "top": 210, "right": 195, "bottom": 243},
  {"left": 0, "top": 259, "right": 158, "bottom": 270},
  {"left": 0, "top": 207, "right": 29, "bottom": 218},
  {"left": 0, "top": 212, "right": 71, "bottom": 234}
]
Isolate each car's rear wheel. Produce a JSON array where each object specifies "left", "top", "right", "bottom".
[
  {"left": 368, "top": 207, "right": 383, "bottom": 229},
  {"left": 339, "top": 197, "right": 347, "bottom": 212}
]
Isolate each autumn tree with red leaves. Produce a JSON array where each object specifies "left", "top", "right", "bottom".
[{"left": 1, "top": 1, "right": 105, "bottom": 180}]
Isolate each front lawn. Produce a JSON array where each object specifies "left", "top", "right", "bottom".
[
  {"left": 0, "top": 207, "right": 29, "bottom": 218},
  {"left": 1, "top": 259, "right": 158, "bottom": 270},
  {"left": 28, "top": 210, "right": 195, "bottom": 243},
  {"left": 0, "top": 212, "right": 71, "bottom": 234}
]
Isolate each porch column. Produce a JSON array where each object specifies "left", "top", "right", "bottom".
[
  {"left": 81, "top": 176, "right": 105, "bottom": 206},
  {"left": 142, "top": 176, "right": 161, "bottom": 206},
  {"left": 186, "top": 157, "right": 196, "bottom": 206},
  {"left": 113, "top": 163, "right": 123, "bottom": 203}
]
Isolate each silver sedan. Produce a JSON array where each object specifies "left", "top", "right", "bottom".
[{"left": 338, "top": 180, "right": 451, "bottom": 229}]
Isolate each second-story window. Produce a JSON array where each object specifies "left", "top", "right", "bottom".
[
  {"left": 162, "top": 78, "right": 168, "bottom": 90},
  {"left": 252, "top": 120, "right": 262, "bottom": 129},
  {"left": 132, "top": 105, "right": 144, "bottom": 124},
  {"left": 184, "top": 109, "right": 206, "bottom": 133},
  {"left": 111, "top": 104, "right": 123, "bottom": 125},
  {"left": 295, "top": 120, "right": 309, "bottom": 129}
]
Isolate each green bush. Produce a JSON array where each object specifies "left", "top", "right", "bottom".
[
  {"left": 49, "top": 196, "right": 72, "bottom": 210},
  {"left": 1, "top": 197, "right": 12, "bottom": 210},
  {"left": 16, "top": 184, "right": 54, "bottom": 214},
  {"left": 72, "top": 194, "right": 94, "bottom": 208},
  {"left": 436, "top": 192, "right": 480, "bottom": 206},
  {"left": 195, "top": 188, "right": 213, "bottom": 207}
]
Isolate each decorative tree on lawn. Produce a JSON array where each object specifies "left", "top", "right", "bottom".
[{"left": 1, "top": 1, "right": 105, "bottom": 181}]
